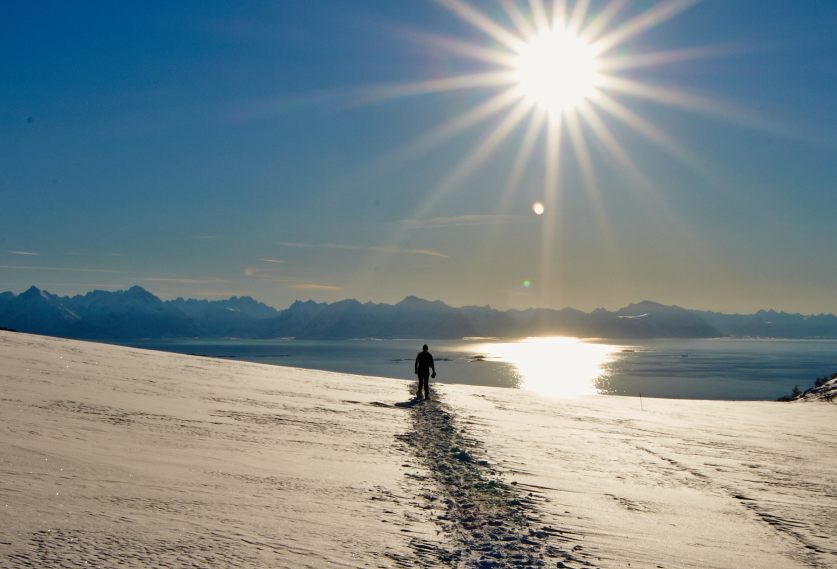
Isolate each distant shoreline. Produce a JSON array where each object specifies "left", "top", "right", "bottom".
[{"left": 109, "top": 335, "right": 837, "bottom": 402}]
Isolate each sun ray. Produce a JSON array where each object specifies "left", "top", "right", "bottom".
[
  {"left": 363, "top": 71, "right": 516, "bottom": 103},
  {"left": 599, "top": 75, "right": 726, "bottom": 115},
  {"left": 476, "top": 109, "right": 548, "bottom": 271},
  {"left": 577, "top": 100, "right": 688, "bottom": 235},
  {"left": 433, "top": 0, "right": 523, "bottom": 51},
  {"left": 579, "top": 0, "right": 628, "bottom": 42},
  {"left": 412, "top": 99, "right": 535, "bottom": 221},
  {"left": 598, "top": 75, "right": 823, "bottom": 143},
  {"left": 575, "top": 99, "right": 643, "bottom": 179},
  {"left": 579, "top": 103, "right": 701, "bottom": 238},
  {"left": 575, "top": 98, "right": 676, "bottom": 252},
  {"left": 568, "top": 0, "right": 593, "bottom": 35},
  {"left": 589, "top": 90, "right": 693, "bottom": 160},
  {"left": 598, "top": 45, "right": 732, "bottom": 71},
  {"left": 501, "top": 106, "right": 547, "bottom": 210},
  {"left": 498, "top": 0, "right": 536, "bottom": 39},
  {"left": 400, "top": 29, "right": 519, "bottom": 67},
  {"left": 590, "top": 90, "right": 745, "bottom": 199},
  {"left": 528, "top": 0, "right": 551, "bottom": 34},
  {"left": 577, "top": 100, "right": 664, "bottom": 199},
  {"left": 565, "top": 108, "right": 618, "bottom": 258},
  {"left": 544, "top": 115, "right": 563, "bottom": 207},
  {"left": 400, "top": 87, "right": 522, "bottom": 150},
  {"left": 592, "top": 0, "right": 703, "bottom": 54},
  {"left": 565, "top": 108, "right": 601, "bottom": 210},
  {"left": 481, "top": 108, "right": 547, "bottom": 256},
  {"left": 539, "top": 114, "right": 563, "bottom": 307},
  {"left": 332, "top": 95, "right": 518, "bottom": 205},
  {"left": 551, "top": 0, "right": 568, "bottom": 26},
  {"left": 572, "top": 100, "right": 722, "bottom": 284},
  {"left": 361, "top": 98, "right": 534, "bottom": 283},
  {"left": 350, "top": 87, "right": 523, "bottom": 182},
  {"left": 566, "top": 109, "right": 619, "bottom": 276}
]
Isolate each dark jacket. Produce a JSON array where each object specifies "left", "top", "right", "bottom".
[{"left": 415, "top": 351, "right": 435, "bottom": 374}]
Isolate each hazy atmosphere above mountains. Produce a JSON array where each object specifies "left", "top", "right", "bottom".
[{"left": 2, "top": 2, "right": 837, "bottom": 314}]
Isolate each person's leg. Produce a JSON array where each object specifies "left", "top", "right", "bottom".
[{"left": 419, "top": 373, "right": 429, "bottom": 398}]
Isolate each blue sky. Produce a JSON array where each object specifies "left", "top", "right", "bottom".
[{"left": 2, "top": 0, "right": 836, "bottom": 313}]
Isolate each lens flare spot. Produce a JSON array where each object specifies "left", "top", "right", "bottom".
[
  {"left": 533, "top": 202, "right": 545, "bottom": 215},
  {"left": 523, "top": 280, "right": 531, "bottom": 288}
]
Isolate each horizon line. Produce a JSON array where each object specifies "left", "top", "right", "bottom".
[{"left": 2, "top": 283, "right": 834, "bottom": 318}]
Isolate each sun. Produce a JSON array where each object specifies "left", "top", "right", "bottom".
[
  {"left": 513, "top": 27, "right": 602, "bottom": 116},
  {"left": 367, "top": 0, "right": 717, "bottom": 221},
  {"left": 365, "top": 0, "right": 729, "bottom": 302}
]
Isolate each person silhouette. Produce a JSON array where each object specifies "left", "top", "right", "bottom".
[{"left": 414, "top": 344, "right": 436, "bottom": 400}]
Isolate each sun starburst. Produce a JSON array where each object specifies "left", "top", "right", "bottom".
[{"left": 361, "top": 0, "right": 746, "bottom": 303}]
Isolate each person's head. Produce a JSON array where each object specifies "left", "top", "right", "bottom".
[{"left": 422, "top": 344, "right": 428, "bottom": 352}]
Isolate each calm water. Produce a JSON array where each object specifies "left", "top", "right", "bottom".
[{"left": 117, "top": 337, "right": 837, "bottom": 401}]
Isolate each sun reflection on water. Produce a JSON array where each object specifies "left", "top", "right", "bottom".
[{"left": 462, "top": 337, "right": 620, "bottom": 398}]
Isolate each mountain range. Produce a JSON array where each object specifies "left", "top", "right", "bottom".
[{"left": 2, "top": 285, "right": 837, "bottom": 340}]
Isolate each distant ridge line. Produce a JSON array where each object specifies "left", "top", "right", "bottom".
[{"left": 2, "top": 286, "right": 837, "bottom": 340}]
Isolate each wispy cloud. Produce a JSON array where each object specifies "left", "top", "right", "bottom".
[
  {"left": 320, "top": 243, "right": 363, "bottom": 250},
  {"left": 51, "top": 284, "right": 121, "bottom": 288},
  {"left": 142, "top": 278, "right": 228, "bottom": 284},
  {"left": 257, "top": 276, "right": 304, "bottom": 283},
  {"left": 244, "top": 264, "right": 317, "bottom": 285},
  {"left": 7, "top": 251, "right": 40, "bottom": 255},
  {"left": 0, "top": 265, "right": 121, "bottom": 273},
  {"left": 66, "top": 253, "right": 125, "bottom": 257},
  {"left": 0, "top": 265, "right": 170, "bottom": 276},
  {"left": 245, "top": 261, "right": 300, "bottom": 279},
  {"left": 291, "top": 284, "right": 341, "bottom": 290},
  {"left": 401, "top": 214, "right": 527, "bottom": 229},
  {"left": 194, "top": 291, "right": 249, "bottom": 296},
  {"left": 369, "top": 246, "right": 448, "bottom": 258},
  {"left": 277, "top": 242, "right": 448, "bottom": 258},
  {"left": 245, "top": 266, "right": 288, "bottom": 277}
]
